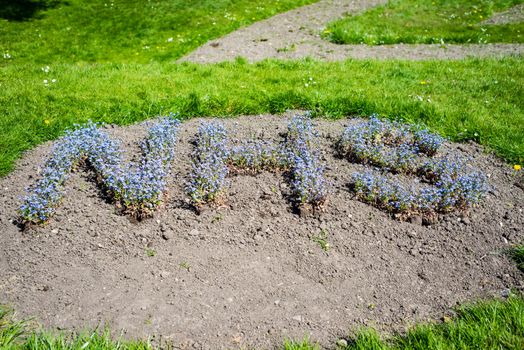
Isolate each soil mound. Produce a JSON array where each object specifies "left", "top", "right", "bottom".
[{"left": 1, "top": 114, "right": 523, "bottom": 349}]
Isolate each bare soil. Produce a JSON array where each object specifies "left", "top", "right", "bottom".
[
  {"left": 1, "top": 114, "right": 523, "bottom": 349},
  {"left": 179, "top": 0, "right": 524, "bottom": 63}
]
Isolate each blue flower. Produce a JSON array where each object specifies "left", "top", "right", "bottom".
[
  {"left": 351, "top": 155, "right": 489, "bottom": 217},
  {"left": 186, "top": 121, "right": 229, "bottom": 206},
  {"left": 229, "top": 140, "right": 284, "bottom": 173},
  {"left": 285, "top": 113, "right": 328, "bottom": 208},
  {"left": 20, "top": 114, "right": 181, "bottom": 223},
  {"left": 338, "top": 115, "right": 444, "bottom": 173}
]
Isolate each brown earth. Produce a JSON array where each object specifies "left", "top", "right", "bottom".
[{"left": 1, "top": 114, "right": 523, "bottom": 349}]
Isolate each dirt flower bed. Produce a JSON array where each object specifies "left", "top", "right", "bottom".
[{"left": 0, "top": 113, "right": 523, "bottom": 349}]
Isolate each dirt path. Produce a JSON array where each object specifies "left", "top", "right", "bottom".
[
  {"left": 1, "top": 114, "right": 523, "bottom": 349},
  {"left": 179, "top": 0, "right": 524, "bottom": 63},
  {"left": 482, "top": 3, "right": 524, "bottom": 25}
]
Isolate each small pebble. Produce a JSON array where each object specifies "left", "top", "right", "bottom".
[
  {"left": 409, "top": 216, "right": 422, "bottom": 225},
  {"left": 188, "top": 229, "right": 200, "bottom": 236},
  {"left": 336, "top": 339, "right": 348, "bottom": 347}
]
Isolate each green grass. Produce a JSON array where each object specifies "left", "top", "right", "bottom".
[
  {"left": 1, "top": 1, "right": 522, "bottom": 176},
  {"left": 284, "top": 337, "right": 320, "bottom": 349},
  {"left": 0, "top": 0, "right": 317, "bottom": 65},
  {"left": 1, "top": 58, "right": 523, "bottom": 176},
  {"left": 311, "top": 229, "right": 330, "bottom": 252},
  {"left": 0, "top": 305, "right": 151, "bottom": 349},
  {"left": 511, "top": 245, "right": 524, "bottom": 272},
  {"left": 285, "top": 295, "right": 524, "bottom": 349},
  {"left": 3, "top": 296, "right": 524, "bottom": 349},
  {"left": 324, "top": 0, "right": 524, "bottom": 45}
]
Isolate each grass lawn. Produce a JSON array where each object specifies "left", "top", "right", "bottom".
[
  {"left": 324, "top": 0, "right": 524, "bottom": 45},
  {"left": 1, "top": 58, "right": 523, "bottom": 176},
  {"left": 0, "top": 0, "right": 317, "bottom": 64},
  {"left": 288, "top": 296, "right": 524, "bottom": 349}
]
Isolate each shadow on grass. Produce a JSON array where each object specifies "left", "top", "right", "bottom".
[{"left": 0, "top": 0, "right": 62, "bottom": 21}]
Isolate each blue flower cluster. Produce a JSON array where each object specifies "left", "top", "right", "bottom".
[
  {"left": 285, "top": 114, "right": 328, "bottom": 209},
  {"left": 186, "top": 121, "right": 229, "bottom": 206},
  {"left": 19, "top": 121, "right": 121, "bottom": 224},
  {"left": 418, "top": 156, "right": 489, "bottom": 211},
  {"left": 352, "top": 155, "right": 489, "bottom": 218},
  {"left": 343, "top": 116, "right": 487, "bottom": 219},
  {"left": 228, "top": 140, "right": 283, "bottom": 174},
  {"left": 338, "top": 116, "right": 444, "bottom": 173},
  {"left": 419, "top": 155, "right": 466, "bottom": 183},
  {"left": 286, "top": 112, "right": 317, "bottom": 147},
  {"left": 413, "top": 129, "right": 444, "bottom": 156},
  {"left": 116, "top": 117, "right": 180, "bottom": 217},
  {"left": 352, "top": 172, "right": 416, "bottom": 213},
  {"left": 19, "top": 116, "right": 180, "bottom": 224}
]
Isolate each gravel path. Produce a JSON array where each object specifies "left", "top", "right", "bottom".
[
  {"left": 179, "top": 0, "right": 524, "bottom": 63},
  {"left": 482, "top": 3, "right": 524, "bottom": 25}
]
